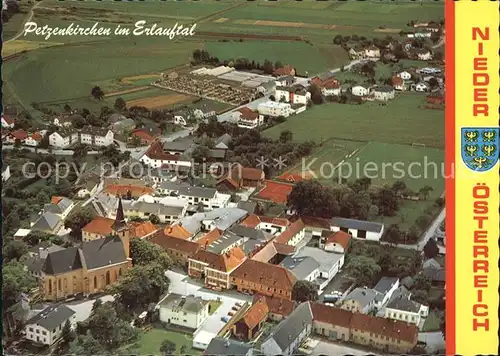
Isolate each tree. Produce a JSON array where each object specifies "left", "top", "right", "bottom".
[
  {"left": 274, "top": 61, "right": 283, "bottom": 70},
  {"left": 279, "top": 130, "right": 293, "bottom": 143},
  {"left": 333, "top": 35, "right": 343, "bottom": 45},
  {"left": 3, "top": 261, "right": 37, "bottom": 310},
  {"left": 70, "top": 331, "right": 110, "bottom": 356},
  {"left": 263, "top": 59, "right": 274, "bottom": 74},
  {"left": 413, "top": 274, "right": 432, "bottom": 292},
  {"left": 114, "top": 97, "right": 127, "bottom": 111},
  {"left": 62, "top": 320, "right": 76, "bottom": 345},
  {"left": 3, "top": 239, "right": 28, "bottom": 262},
  {"left": 130, "top": 238, "right": 172, "bottom": 269},
  {"left": 308, "top": 83, "right": 323, "bottom": 105},
  {"left": 385, "top": 224, "right": 403, "bottom": 245},
  {"left": 411, "top": 289, "right": 428, "bottom": 304},
  {"left": 191, "top": 145, "right": 210, "bottom": 163},
  {"left": 160, "top": 340, "right": 176, "bottom": 356},
  {"left": 292, "top": 280, "right": 318, "bottom": 303},
  {"left": 91, "top": 86, "right": 105, "bottom": 100},
  {"left": 287, "top": 181, "right": 339, "bottom": 218},
  {"left": 415, "top": 215, "right": 431, "bottom": 230},
  {"left": 36, "top": 190, "right": 50, "bottom": 206},
  {"left": 73, "top": 143, "right": 89, "bottom": 160},
  {"left": 423, "top": 238, "right": 439, "bottom": 259},
  {"left": 345, "top": 256, "right": 381, "bottom": 287},
  {"left": 4, "top": 211, "right": 21, "bottom": 233},
  {"left": 391, "top": 181, "right": 407, "bottom": 196},
  {"left": 377, "top": 187, "right": 399, "bottom": 216},
  {"left": 419, "top": 185, "right": 434, "bottom": 200},
  {"left": 112, "top": 263, "right": 170, "bottom": 313},
  {"left": 64, "top": 209, "right": 94, "bottom": 239},
  {"left": 149, "top": 214, "right": 160, "bottom": 225}
]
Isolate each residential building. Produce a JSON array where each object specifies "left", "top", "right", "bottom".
[
  {"left": 230, "top": 259, "right": 296, "bottom": 300},
  {"left": 253, "top": 294, "right": 296, "bottom": 322},
  {"left": 373, "top": 86, "right": 395, "bottom": 101},
  {"left": 140, "top": 141, "right": 192, "bottom": 168},
  {"left": 320, "top": 80, "right": 341, "bottom": 96},
  {"left": 82, "top": 216, "right": 157, "bottom": 241},
  {"left": 330, "top": 217, "right": 384, "bottom": 241},
  {"left": 24, "top": 305, "right": 75, "bottom": 346},
  {"left": 392, "top": 76, "right": 406, "bottom": 91},
  {"left": 232, "top": 298, "right": 269, "bottom": 341},
  {"left": 31, "top": 212, "right": 64, "bottom": 235},
  {"left": 273, "top": 64, "right": 296, "bottom": 77},
  {"left": 257, "top": 101, "right": 292, "bottom": 118},
  {"left": 216, "top": 165, "right": 265, "bottom": 191},
  {"left": 75, "top": 172, "right": 100, "bottom": 199},
  {"left": 44, "top": 196, "right": 75, "bottom": 220},
  {"left": 203, "top": 337, "right": 253, "bottom": 356},
  {"left": 310, "top": 303, "right": 351, "bottom": 342},
  {"left": 340, "top": 288, "right": 378, "bottom": 314},
  {"left": 384, "top": 295, "right": 429, "bottom": 326},
  {"left": 415, "top": 81, "right": 431, "bottom": 92},
  {"left": 104, "top": 184, "right": 154, "bottom": 200},
  {"left": 188, "top": 248, "right": 247, "bottom": 290},
  {"left": 111, "top": 118, "right": 136, "bottom": 135},
  {"left": 2, "top": 164, "right": 11, "bottom": 182},
  {"left": 255, "top": 216, "right": 290, "bottom": 235},
  {"left": 148, "top": 232, "right": 200, "bottom": 268},
  {"left": 130, "top": 127, "right": 160, "bottom": 145},
  {"left": 280, "top": 256, "right": 320, "bottom": 283},
  {"left": 162, "top": 138, "right": 194, "bottom": 155},
  {"left": 1, "top": 114, "right": 15, "bottom": 128},
  {"left": 4, "top": 129, "right": 28, "bottom": 144},
  {"left": 123, "top": 200, "right": 187, "bottom": 224},
  {"left": 24, "top": 132, "right": 43, "bottom": 147},
  {"left": 275, "top": 84, "right": 310, "bottom": 105},
  {"left": 49, "top": 128, "right": 79, "bottom": 148},
  {"left": 39, "top": 199, "right": 132, "bottom": 301},
  {"left": 158, "top": 181, "right": 230, "bottom": 210},
  {"left": 53, "top": 114, "right": 82, "bottom": 127},
  {"left": 397, "top": 71, "right": 412, "bottom": 80},
  {"left": 178, "top": 207, "right": 248, "bottom": 235},
  {"left": 350, "top": 313, "right": 418, "bottom": 353},
  {"left": 364, "top": 45, "right": 380, "bottom": 58},
  {"left": 214, "top": 133, "right": 232, "bottom": 150},
  {"left": 319, "top": 230, "right": 351, "bottom": 253},
  {"left": 274, "top": 75, "right": 295, "bottom": 87},
  {"left": 415, "top": 49, "right": 433, "bottom": 61},
  {"left": 373, "top": 277, "right": 400, "bottom": 307},
  {"left": 274, "top": 219, "right": 305, "bottom": 246},
  {"left": 235, "top": 107, "right": 264, "bottom": 129},
  {"left": 164, "top": 223, "right": 194, "bottom": 240},
  {"left": 351, "top": 85, "right": 370, "bottom": 97},
  {"left": 79, "top": 126, "right": 114, "bottom": 147},
  {"left": 260, "top": 302, "right": 313, "bottom": 356},
  {"left": 158, "top": 293, "right": 209, "bottom": 329}
]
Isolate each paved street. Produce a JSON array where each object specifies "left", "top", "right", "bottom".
[
  {"left": 65, "top": 295, "right": 115, "bottom": 323},
  {"left": 166, "top": 270, "right": 252, "bottom": 340},
  {"left": 310, "top": 339, "right": 381, "bottom": 356}
]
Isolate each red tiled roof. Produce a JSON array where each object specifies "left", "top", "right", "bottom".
[
  {"left": 257, "top": 216, "right": 290, "bottom": 227},
  {"left": 144, "top": 140, "right": 187, "bottom": 161},
  {"left": 191, "top": 248, "right": 246, "bottom": 272},
  {"left": 241, "top": 214, "right": 261, "bottom": 228},
  {"left": 129, "top": 221, "right": 159, "bottom": 238},
  {"left": 310, "top": 303, "right": 353, "bottom": 328},
  {"left": 275, "top": 219, "right": 305, "bottom": 244},
  {"left": 250, "top": 240, "right": 277, "bottom": 262},
  {"left": 296, "top": 216, "right": 331, "bottom": 230},
  {"left": 231, "top": 259, "right": 296, "bottom": 292},
  {"left": 11, "top": 129, "right": 28, "bottom": 140},
  {"left": 273, "top": 64, "right": 295, "bottom": 76},
  {"left": 82, "top": 217, "right": 115, "bottom": 236},
  {"left": 2, "top": 115, "right": 14, "bottom": 125},
  {"left": 325, "top": 231, "right": 351, "bottom": 250},
  {"left": 323, "top": 80, "right": 340, "bottom": 89},
  {"left": 256, "top": 180, "right": 294, "bottom": 204},
  {"left": 253, "top": 294, "right": 295, "bottom": 317},
  {"left": 237, "top": 299, "right": 269, "bottom": 330},
  {"left": 273, "top": 242, "right": 295, "bottom": 255},
  {"left": 196, "top": 228, "right": 222, "bottom": 247},
  {"left": 164, "top": 224, "right": 192, "bottom": 240},
  {"left": 350, "top": 313, "right": 418, "bottom": 344},
  {"left": 29, "top": 132, "right": 42, "bottom": 141},
  {"left": 131, "top": 130, "right": 155, "bottom": 142},
  {"left": 51, "top": 196, "right": 64, "bottom": 205},
  {"left": 104, "top": 185, "right": 154, "bottom": 198},
  {"left": 240, "top": 167, "right": 264, "bottom": 181},
  {"left": 149, "top": 231, "right": 200, "bottom": 255},
  {"left": 392, "top": 76, "right": 404, "bottom": 85}
]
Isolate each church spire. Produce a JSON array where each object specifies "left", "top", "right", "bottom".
[{"left": 112, "top": 197, "right": 127, "bottom": 232}]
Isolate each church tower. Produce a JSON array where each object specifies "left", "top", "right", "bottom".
[{"left": 112, "top": 197, "right": 130, "bottom": 258}]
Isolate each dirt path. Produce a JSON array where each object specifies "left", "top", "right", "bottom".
[
  {"left": 104, "top": 86, "right": 150, "bottom": 98},
  {"left": 4, "top": 1, "right": 43, "bottom": 43}
]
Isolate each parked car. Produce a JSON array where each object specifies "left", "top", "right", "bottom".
[
  {"left": 221, "top": 316, "right": 230, "bottom": 323},
  {"left": 228, "top": 312, "right": 235, "bottom": 317},
  {"left": 235, "top": 302, "right": 242, "bottom": 307},
  {"left": 232, "top": 306, "right": 239, "bottom": 311}
]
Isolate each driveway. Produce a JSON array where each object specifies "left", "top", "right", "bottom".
[
  {"left": 310, "top": 339, "right": 381, "bottom": 356},
  {"left": 166, "top": 270, "right": 252, "bottom": 339},
  {"left": 66, "top": 295, "right": 115, "bottom": 323}
]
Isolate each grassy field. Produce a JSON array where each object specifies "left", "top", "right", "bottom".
[
  {"left": 123, "top": 329, "right": 200, "bottom": 356},
  {"left": 263, "top": 95, "right": 444, "bottom": 148}
]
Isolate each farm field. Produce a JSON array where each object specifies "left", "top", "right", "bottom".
[
  {"left": 336, "top": 141, "right": 444, "bottom": 197},
  {"left": 205, "top": 40, "right": 348, "bottom": 75},
  {"left": 263, "top": 94, "right": 444, "bottom": 148}
]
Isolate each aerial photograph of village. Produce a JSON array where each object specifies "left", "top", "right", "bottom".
[{"left": 1, "top": 1, "right": 446, "bottom": 355}]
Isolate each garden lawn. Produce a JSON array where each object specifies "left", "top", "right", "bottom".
[
  {"left": 422, "top": 310, "right": 443, "bottom": 332},
  {"left": 263, "top": 94, "right": 444, "bottom": 148},
  {"left": 124, "top": 329, "right": 200, "bottom": 356},
  {"left": 374, "top": 199, "right": 438, "bottom": 231}
]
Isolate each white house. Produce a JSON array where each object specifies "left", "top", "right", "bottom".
[
  {"left": 364, "top": 45, "right": 380, "bottom": 59},
  {"left": 275, "top": 84, "right": 311, "bottom": 105},
  {"left": 351, "top": 85, "right": 370, "bottom": 97},
  {"left": 385, "top": 295, "right": 429, "bottom": 326},
  {"left": 275, "top": 75, "right": 295, "bottom": 87},
  {"left": 397, "top": 71, "right": 412, "bottom": 80},
  {"left": 319, "top": 230, "right": 351, "bottom": 254},
  {"left": 373, "top": 86, "right": 396, "bottom": 101},
  {"left": 373, "top": 277, "right": 400, "bottom": 308},
  {"left": 415, "top": 82, "right": 431, "bottom": 92},
  {"left": 275, "top": 219, "right": 306, "bottom": 246},
  {"left": 330, "top": 217, "right": 384, "bottom": 241},
  {"left": 158, "top": 293, "right": 209, "bottom": 330},
  {"left": 2, "top": 165, "right": 11, "bottom": 182},
  {"left": 260, "top": 302, "right": 313, "bottom": 356},
  {"left": 1, "top": 114, "right": 15, "bottom": 128},
  {"left": 53, "top": 116, "right": 73, "bottom": 127},
  {"left": 321, "top": 81, "right": 341, "bottom": 96},
  {"left": 417, "top": 50, "right": 433, "bottom": 61},
  {"left": 140, "top": 141, "right": 192, "bottom": 169},
  {"left": 49, "top": 129, "right": 79, "bottom": 148},
  {"left": 24, "top": 305, "right": 75, "bottom": 346},
  {"left": 80, "top": 126, "right": 114, "bottom": 147},
  {"left": 24, "top": 132, "right": 43, "bottom": 147},
  {"left": 257, "top": 101, "right": 292, "bottom": 118},
  {"left": 174, "top": 115, "right": 187, "bottom": 126},
  {"left": 237, "top": 112, "right": 264, "bottom": 130}
]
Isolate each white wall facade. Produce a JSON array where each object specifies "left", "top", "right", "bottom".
[
  {"left": 159, "top": 303, "right": 209, "bottom": 329},
  {"left": 25, "top": 316, "right": 75, "bottom": 346}
]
